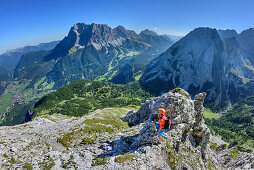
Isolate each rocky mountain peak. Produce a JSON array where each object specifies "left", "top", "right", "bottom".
[
  {"left": 182, "top": 27, "right": 221, "bottom": 43},
  {"left": 238, "top": 28, "right": 254, "bottom": 62},
  {"left": 217, "top": 29, "right": 238, "bottom": 40},
  {"left": 140, "top": 29, "right": 158, "bottom": 36},
  {"left": 113, "top": 25, "right": 138, "bottom": 39},
  {"left": 140, "top": 26, "right": 254, "bottom": 107},
  {"left": 240, "top": 28, "right": 254, "bottom": 36},
  {"left": 63, "top": 23, "right": 141, "bottom": 51},
  {"left": 140, "top": 27, "right": 224, "bottom": 96}
]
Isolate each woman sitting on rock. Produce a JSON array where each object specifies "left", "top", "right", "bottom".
[{"left": 151, "top": 108, "right": 171, "bottom": 142}]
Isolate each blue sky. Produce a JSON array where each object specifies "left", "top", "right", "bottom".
[{"left": 0, "top": 0, "right": 253, "bottom": 54}]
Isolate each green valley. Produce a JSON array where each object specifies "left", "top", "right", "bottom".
[
  {"left": 32, "top": 79, "right": 152, "bottom": 117},
  {"left": 204, "top": 97, "right": 254, "bottom": 147}
]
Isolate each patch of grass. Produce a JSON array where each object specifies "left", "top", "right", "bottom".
[
  {"left": 25, "top": 97, "right": 37, "bottom": 103},
  {"left": 134, "top": 74, "right": 142, "bottom": 81},
  {"left": 8, "top": 157, "right": 17, "bottom": 164},
  {"left": 80, "top": 137, "right": 95, "bottom": 144},
  {"left": 80, "top": 124, "right": 115, "bottom": 134},
  {"left": 92, "top": 157, "right": 109, "bottom": 166},
  {"left": 204, "top": 109, "right": 221, "bottom": 119},
  {"left": 57, "top": 132, "right": 75, "bottom": 147},
  {"left": 57, "top": 107, "right": 132, "bottom": 147},
  {"left": 207, "top": 157, "right": 213, "bottom": 170},
  {"left": 44, "top": 82, "right": 55, "bottom": 90},
  {"left": 210, "top": 143, "right": 218, "bottom": 151},
  {"left": 23, "top": 162, "right": 33, "bottom": 170},
  {"left": 62, "top": 154, "right": 76, "bottom": 168},
  {"left": 83, "top": 118, "right": 129, "bottom": 130},
  {"left": 17, "top": 81, "right": 30, "bottom": 91},
  {"left": 227, "top": 147, "right": 240, "bottom": 160},
  {"left": 170, "top": 88, "right": 190, "bottom": 99},
  {"left": 0, "top": 93, "right": 14, "bottom": 113},
  {"left": 114, "top": 154, "right": 135, "bottom": 163},
  {"left": 68, "top": 46, "right": 77, "bottom": 55},
  {"left": 58, "top": 124, "right": 114, "bottom": 147},
  {"left": 39, "top": 157, "right": 55, "bottom": 170},
  {"left": 34, "top": 77, "right": 46, "bottom": 89},
  {"left": 3, "top": 153, "right": 8, "bottom": 158},
  {"left": 166, "top": 139, "right": 177, "bottom": 170}
]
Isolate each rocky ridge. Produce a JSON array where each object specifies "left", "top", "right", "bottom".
[
  {"left": 0, "top": 89, "right": 253, "bottom": 169},
  {"left": 0, "top": 40, "right": 60, "bottom": 72}
]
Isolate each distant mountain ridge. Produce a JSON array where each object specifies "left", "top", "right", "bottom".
[
  {"left": 1, "top": 22, "right": 174, "bottom": 126},
  {"left": 140, "top": 27, "right": 254, "bottom": 109},
  {"left": 14, "top": 23, "right": 174, "bottom": 89},
  {"left": 0, "top": 41, "right": 60, "bottom": 72}
]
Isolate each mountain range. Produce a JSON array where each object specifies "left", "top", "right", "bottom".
[
  {"left": 0, "top": 22, "right": 253, "bottom": 169},
  {"left": 1, "top": 22, "right": 254, "bottom": 126},
  {"left": 0, "top": 23, "right": 174, "bottom": 125},
  {"left": 0, "top": 40, "right": 60, "bottom": 73},
  {"left": 140, "top": 27, "right": 254, "bottom": 109},
  {"left": 14, "top": 23, "right": 174, "bottom": 89}
]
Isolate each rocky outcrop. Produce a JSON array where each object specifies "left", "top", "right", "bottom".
[{"left": 121, "top": 89, "right": 210, "bottom": 160}]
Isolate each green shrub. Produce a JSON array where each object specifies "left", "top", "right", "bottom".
[
  {"left": 115, "top": 154, "right": 135, "bottom": 163},
  {"left": 39, "top": 157, "right": 55, "bottom": 170},
  {"left": 210, "top": 143, "right": 218, "bottom": 151},
  {"left": 227, "top": 147, "right": 239, "bottom": 160},
  {"left": 170, "top": 88, "right": 190, "bottom": 99},
  {"left": 80, "top": 137, "right": 95, "bottom": 144},
  {"left": 3, "top": 153, "right": 8, "bottom": 158},
  {"left": 57, "top": 132, "right": 75, "bottom": 147},
  {"left": 8, "top": 157, "right": 17, "bottom": 164},
  {"left": 23, "top": 162, "right": 33, "bottom": 170}
]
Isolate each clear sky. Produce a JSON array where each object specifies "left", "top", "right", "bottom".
[{"left": 0, "top": 0, "right": 253, "bottom": 54}]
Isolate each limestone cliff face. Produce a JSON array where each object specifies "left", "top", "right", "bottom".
[{"left": 140, "top": 27, "right": 254, "bottom": 108}]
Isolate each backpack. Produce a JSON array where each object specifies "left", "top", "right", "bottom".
[{"left": 163, "top": 117, "right": 171, "bottom": 129}]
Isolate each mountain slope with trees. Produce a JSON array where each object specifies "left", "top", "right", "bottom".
[{"left": 32, "top": 79, "right": 152, "bottom": 117}]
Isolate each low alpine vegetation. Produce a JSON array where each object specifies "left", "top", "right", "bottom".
[{"left": 114, "top": 154, "right": 135, "bottom": 163}]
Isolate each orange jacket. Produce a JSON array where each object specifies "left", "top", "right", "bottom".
[{"left": 158, "top": 116, "right": 166, "bottom": 130}]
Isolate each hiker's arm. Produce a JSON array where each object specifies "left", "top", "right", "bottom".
[{"left": 151, "top": 121, "right": 157, "bottom": 130}]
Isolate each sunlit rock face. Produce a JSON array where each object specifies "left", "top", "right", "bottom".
[{"left": 140, "top": 27, "right": 254, "bottom": 108}]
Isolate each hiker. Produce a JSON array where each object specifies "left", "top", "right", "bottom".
[{"left": 151, "top": 108, "right": 171, "bottom": 142}]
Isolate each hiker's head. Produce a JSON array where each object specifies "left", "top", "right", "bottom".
[{"left": 158, "top": 108, "right": 165, "bottom": 116}]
